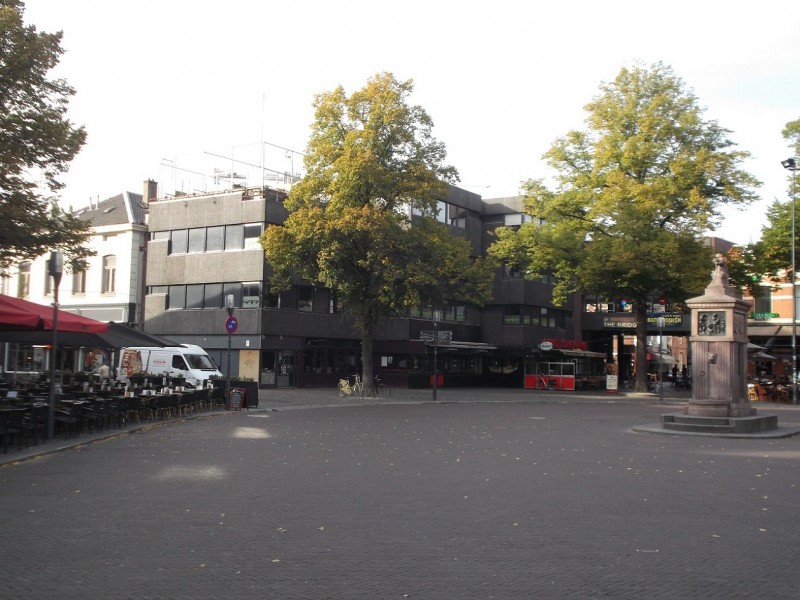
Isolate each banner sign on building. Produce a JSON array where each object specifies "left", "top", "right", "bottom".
[{"left": 602, "top": 313, "right": 683, "bottom": 329}]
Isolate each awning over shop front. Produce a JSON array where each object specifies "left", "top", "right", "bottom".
[
  {"left": 748, "top": 324, "right": 791, "bottom": 338},
  {"left": 419, "top": 339, "right": 497, "bottom": 352},
  {"left": 751, "top": 351, "right": 778, "bottom": 362},
  {"left": 558, "top": 349, "right": 607, "bottom": 359}
]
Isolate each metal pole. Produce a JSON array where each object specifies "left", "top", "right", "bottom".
[
  {"left": 432, "top": 316, "right": 438, "bottom": 402},
  {"left": 792, "top": 166, "right": 797, "bottom": 405},
  {"left": 225, "top": 331, "right": 231, "bottom": 407},
  {"left": 225, "top": 294, "right": 235, "bottom": 409},
  {"left": 47, "top": 251, "right": 63, "bottom": 440},
  {"left": 657, "top": 316, "right": 665, "bottom": 404},
  {"left": 783, "top": 158, "right": 798, "bottom": 405}
]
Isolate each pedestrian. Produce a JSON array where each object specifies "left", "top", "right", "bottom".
[{"left": 671, "top": 364, "right": 678, "bottom": 386}]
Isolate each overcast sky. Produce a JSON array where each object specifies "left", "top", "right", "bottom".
[{"left": 23, "top": 0, "right": 800, "bottom": 245}]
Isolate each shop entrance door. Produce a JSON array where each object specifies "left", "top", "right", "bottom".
[{"left": 276, "top": 350, "right": 296, "bottom": 387}]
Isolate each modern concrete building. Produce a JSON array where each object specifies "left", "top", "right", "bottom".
[{"left": 141, "top": 183, "right": 587, "bottom": 389}]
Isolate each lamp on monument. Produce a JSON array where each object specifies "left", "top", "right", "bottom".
[{"left": 782, "top": 157, "right": 798, "bottom": 405}]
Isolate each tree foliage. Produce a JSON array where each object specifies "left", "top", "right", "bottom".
[
  {"left": 782, "top": 118, "right": 800, "bottom": 160},
  {"left": 489, "top": 62, "right": 760, "bottom": 390},
  {"left": 737, "top": 116, "right": 800, "bottom": 290},
  {"left": 262, "top": 72, "right": 494, "bottom": 394},
  {"left": 0, "top": 0, "right": 92, "bottom": 271}
]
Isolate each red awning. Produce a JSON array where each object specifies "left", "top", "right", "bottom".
[{"left": 0, "top": 294, "right": 109, "bottom": 333}]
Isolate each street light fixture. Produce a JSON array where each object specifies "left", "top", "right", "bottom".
[
  {"left": 225, "top": 294, "right": 235, "bottom": 408},
  {"left": 47, "top": 251, "right": 63, "bottom": 440},
  {"left": 782, "top": 157, "right": 798, "bottom": 405}
]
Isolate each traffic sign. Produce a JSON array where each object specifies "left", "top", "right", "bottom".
[{"left": 225, "top": 316, "right": 239, "bottom": 334}]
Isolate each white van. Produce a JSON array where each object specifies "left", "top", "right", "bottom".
[{"left": 117, "top": 344, "right": 222, "bottom": 388}]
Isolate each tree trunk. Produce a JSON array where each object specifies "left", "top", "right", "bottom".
[{"left": 361, "top": 327, "right": 374, "bottom": 397}]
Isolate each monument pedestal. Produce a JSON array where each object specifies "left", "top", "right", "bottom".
[
  {"left": 685, "top": 398, "right": 754, "bottom": 418},
  {"left": 660, "top": 254, "right": 778, "bottom": 434}
]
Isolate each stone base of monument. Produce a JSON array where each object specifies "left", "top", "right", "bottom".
[
  {"left": 661, "top": 411, "right": 778, "bottom": 434},
  {"left": 686, "top": 398, "right": 755, "bottom": 418}
]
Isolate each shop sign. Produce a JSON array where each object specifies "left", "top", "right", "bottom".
[
  {"left": 603, "top": 315, "right": 637, "bottom": 329},
  {"left": 750, "top": 312, "right": 779, "bottom": 320},
  {"left": 646, "top": 313, "right": 683, "bottom": 327}
]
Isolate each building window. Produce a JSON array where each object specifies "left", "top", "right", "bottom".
[
  {"left": 329, "top": 289, "right": 339, "bottom": 314},
  {"left": 225, "top": 225, "right": 243, "bottom": 250},
  {"left": 204, "top": 283, "right": 223, "bottom": 309},
  {"left": 17, "top": 262, "right": 31, "bottom": 298},
  {"left": 448, "top": 204, "right": 467, "bottom": 228},
  {"left": 102, "top": 255, "right": 116, "bottom": 293},
  {"left": 171, "top": 229, "right": 188, "bottom": 254},
  {"left": 243, "top": 223, "right": 263, "bottom": 249},
  {"left": 242, "top": 282, "right": 261, "bottom": 308},
  {"left": 72, "top": 270, "right": 87, "bottom": 295},
  {"left": 168, "top": 285, "right": 186, "bottom": 309},
  {"left": 752, "top": 286, "right": 771, "bottom": 315},
  {"left": 298, "top": 286, "right": 313, "bottom": 312},
  {"left": 223, "top": 282, "right": 241, "bottom": 309},
  {"left": 186, "top": 284, "right": 204, "bottom": 309},
  {"left": 188, "top": 228, "right": 205, "bottom": 253},
  {"left": 503, "top": 305, "right": 522, "bottom": 326},
  {"left": 264, "top": 285, "right": 280, "bottom": 309},
  {"left": 206, "top": 226, "right": 224, "bottom": 252}
]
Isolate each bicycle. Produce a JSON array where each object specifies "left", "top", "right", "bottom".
[
  {"left": 374, "top": 375, "right": 391, "bottom": 398},
  {"left": 534, "top": 376, "right": 557, "bottom": 391},
  {"left": 338, "top": 374, "right": 364, "bottom": 397}
]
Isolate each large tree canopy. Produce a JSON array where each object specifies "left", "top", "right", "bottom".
[
  {"left": 489, "top": 62, "right": 760, "bottom": 391},
  {"left": 0, "top": 0, "right": 92, "bottom": 271},
  {"left": 262, "top": 72, "right": 494, "bottom": 394}
]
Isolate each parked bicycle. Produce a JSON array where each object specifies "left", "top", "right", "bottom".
[
  {"left": 373, "top": 375, "right": 391, "bottom": 398},
  {"left": 534, "top": 376, "right": 557, "bottom": 391},
  {"left": 338, "top": 374, "right": 364, "bottom": 397}
]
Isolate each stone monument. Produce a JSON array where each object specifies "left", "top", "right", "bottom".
[{"left": 661, "top": 253, "right": 777, "bottom": 433}]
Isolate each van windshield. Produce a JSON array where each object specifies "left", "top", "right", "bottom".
[{"left": 185, "top": 353, "right": 217, "bottom": 370}]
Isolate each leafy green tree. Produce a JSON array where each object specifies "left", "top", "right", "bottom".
[
  {"left": 782, "top": 118, "right": 800, "bottom": 159},
  {"left": 489, "top": 62, "right": 760, "bottom": 391},
  {"left": 738, "top": 116, "right": 800, "bottom": 291},
  {"left": 262, "top": 72, "right": 494, "bottom": 395},
  {"left": 0, "top": 0, "right": 92, "bottom": 272}
]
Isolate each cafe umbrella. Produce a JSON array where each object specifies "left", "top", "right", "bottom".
[{"left": 0, "top": 294, "right": 109, "bottom": 333}]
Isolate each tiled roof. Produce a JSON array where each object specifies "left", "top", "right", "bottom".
[{"left": 74, "top": 192, "right": 146, "bottom": 226}]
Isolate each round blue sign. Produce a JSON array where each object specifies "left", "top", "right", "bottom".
[{"left": 225, "top": 316, "right": 238, "bottom": 334}]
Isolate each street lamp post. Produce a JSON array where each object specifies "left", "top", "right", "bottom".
[
  {"left": 47, "top": 251, "right": 63, "bottom": 440},
  {"left": 782, "top": 157, "right": 798, "bottom": 405},
  {"left": 432, "top": 309, "right": 441, "bottom": 401},
  {"left": 657, "top": 315, "right": 665, "bottom": 404},
  {"left": 225, "top": 294, "right": 235, "bottom": 408}
]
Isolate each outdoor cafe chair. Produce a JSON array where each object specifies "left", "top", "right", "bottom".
[
  {"left": 54, "top": 405, "right": 81, "bottom": 439},
  {"left": 0, "top": 408, "right": 27, "bottom": 452},
  {"left": 22, "top": 403, "right": 48, "bottom": 446}
]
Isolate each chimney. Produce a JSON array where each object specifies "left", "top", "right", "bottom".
[{"left": 143, "top": 179, "right": 158, "bottom": 204}]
